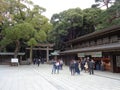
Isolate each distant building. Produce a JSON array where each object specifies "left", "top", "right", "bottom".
[{"left": 0, "top": 52, "right": 25, "bottom": 65}]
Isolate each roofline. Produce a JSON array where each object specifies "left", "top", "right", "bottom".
[
  {"left": 60, "top": 42, "right": 120, "bottom": 54},
  {"left": 0, "top": 52, "right": 25, "bottom": 55}
]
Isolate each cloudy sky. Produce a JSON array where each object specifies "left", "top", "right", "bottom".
[{"left": 32, "top": 0, "right": 95, "bottom": 19}]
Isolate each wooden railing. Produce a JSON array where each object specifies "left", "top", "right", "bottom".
[{"left": 65, "top": 35, "right": 119, "bottom": 50}]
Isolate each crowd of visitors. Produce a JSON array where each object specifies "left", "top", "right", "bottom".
[
  {"left": 69, "top": 57, "right": 95, "bottom": 75},
  {"left": 33, "top": 57, "right": 45, "bottom": 66},
  {"left": 51, "top": 58, "right": 63, "bottom": 74},
  {"left": 50, "top": 57, "right": 96, "bottom": 75},
  {"left": 69, "top": 59, "right": 80, "bottom": 75},
  {"left": 32, "top": 57, "right": 99, "bottom": 76}
]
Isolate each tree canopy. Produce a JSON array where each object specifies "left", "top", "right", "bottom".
[
  {"left": 0, "top": 0, "right": 120, "bottom": 54},
  {"left": 92, "top": 0, "right": 115, "bottom": 9},
  {"left": 95, "top": 0, "right": 120, "bottom": 30},
  {"left": 0, "top": 0, "right": 52, "bottom": 59},
  {"left": 50, "top": 8, "right": 102, "bottom": 50}
]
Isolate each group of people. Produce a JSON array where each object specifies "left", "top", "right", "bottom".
[
  {"left": 69, "top": 60, "right": 80, "bottom": 75},
  {"left": 51, "top": 57, "right": 95, "bottom": 75},
  {"left": 69, "top": 58, "right": 95, "bottom": 75},
  {"left": 34, "top": 57, "right": 95, "bottom": 75},
  {"left": 33, "top": 57, "right": 45, "bottom": 66},
  {"left": 51, "top": 59, "right": 63, "bottom": 74},
  {"left": 80, "top": 58, "right": 95, "bottom": 75}
]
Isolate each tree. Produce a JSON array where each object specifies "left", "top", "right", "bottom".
[
  {"left": 0, "top": 0, "right": 10, "bottom": 51},
  {"left": 27, "top": 29, "right": 47, "bottom": 63},
  {"left": 92, "top": 0, "right": 115, "bottom": 9},
  {"left": 83, "top": 8, "right": 103, "bottom": 32},
  {"left": 1, "top": 22, "right": 35, "bottom": 58},
  {"left": 27, "top": 9, "right": 52, "bottom": 62},
  {"left": 50, "top": 8, "right": 102, "bottom": 50},
  {"left": 95, "top": 0, "right": 120, "bottom": 30},
  {"left": 50, "top": 8, "right": 83, "bottom": 49},
  {"left": 27, "top": 38, "right": 37, "bottom": 63},
  {"left": 0, "top": 0, "right": 52, "bottom": 61}
]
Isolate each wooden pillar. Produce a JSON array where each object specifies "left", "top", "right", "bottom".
[
  {"left": 110, "top": 55, "right": 114, "bottom": 72},
  {"left": 110, "top": 55, "right": 116, "bottom": 73},
  {"left": 46, "top": 46, "right": 49, "bottom": 62}
]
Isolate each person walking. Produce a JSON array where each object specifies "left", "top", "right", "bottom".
[
  {"left": 81, "top": 58, "right": 85, "bottom": 71},
  {"left": 59, "top": 59, "right": 63, "bottom": 70},
  {"left": 55, "top": 60, "right": 60, "bottom": 74},
  {"left": 101, "top": 60, "right": 105, "bottom": 71},
  {"left": 89, "top": 59, "right": 95, "bottom": 75},
  {"left": 33, "top": 58, "right": 36, "bottom": 65},
  {"left": 69, "top": 60, "right": 75, "bottom": 75},
  {"left": 51, "top": 59, "right": 56, "bottom": 74},
  {"left": 84, "top": 61, "right": 89, "bottom": 73},
  {"left": 37, "top": 58, "right": 41, "bottom": 67},
  {"left": 75, "top": 60, "right": 80, "bottom": 75}
]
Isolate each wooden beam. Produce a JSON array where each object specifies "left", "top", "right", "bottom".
[
  {"left": 36, "top": 43, "right": 54, "bottom": 47},
  {"left": 26, "top": 48, "right": 53, "bottom": 50}
]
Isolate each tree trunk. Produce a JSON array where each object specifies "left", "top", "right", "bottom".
[
  {"left": 104, "top": 0, "right": 109, "bottom": 9},
  {"left": 14, "top": 40, "right": 20, "bottom": 58},
  {"left": 29, "top": 46, "right": 33, "bottom": 64}
]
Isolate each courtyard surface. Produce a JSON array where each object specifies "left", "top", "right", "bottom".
[{"left": 0, "top": 64, "right": 120, "bottom": 90}]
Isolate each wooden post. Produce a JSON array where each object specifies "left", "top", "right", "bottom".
[{"left": 46, "top": 46, "right": 49, "bottom": 62}]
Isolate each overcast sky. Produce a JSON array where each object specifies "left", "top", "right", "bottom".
[{"left": 32, "top": 0, "right": 95, "bottom": 19}]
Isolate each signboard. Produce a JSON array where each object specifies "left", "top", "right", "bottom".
[
  {"left": 78, "top": 53, "right": 85, "bottom": 57},
  {"left": 92, "top": 52, "right": 102, "bottom": 57},
  {"left": 11, "top": 58, "right": 18, "bottom": 63},
  {"left": 77, "top": 52, "right": 102, "bottom": 57}
]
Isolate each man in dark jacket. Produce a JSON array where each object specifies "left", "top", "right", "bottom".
[
  {"left": 75, "top": 61, "right": 80, "bottom": 74},
  {"left": 69, "top": 60, "right": 75, "bottom": 75},
  {"left": 89, "top": 59, "right": 95, "bottom": 75}
]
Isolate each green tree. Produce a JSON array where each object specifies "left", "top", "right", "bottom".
[
  {"left": 27, "top": 9, "right": 52, "bottom": 62},
  {"left": 95, "top": 1, "right": 120, "bottom": 29},
  {"left": 83, "top": 8, "right": 103, "bottom": 31},
  {"left": 50, "top": 8, "right": 83, "bottom": 49},
  {"left": 92, "top": 0, "right": 115, "bottom": 9},
  {"left": 50, "top": 8, "right": 102, "bottom": 50},
  {"left": 1, "top": 22, "right": 35, "bottom": 58},
  {"left": 0, "top": 0, "right": 52, "bottom": 61},
  {"left": 0, "top": 0, "right": 9, "bottom": 25},
  {"left": 27, "top": 30, "right": 47, "bottom": 63}
]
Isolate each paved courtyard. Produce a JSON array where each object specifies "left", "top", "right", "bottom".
[{"left": 0, "top": 64, "right": 120, "bottom": 90}]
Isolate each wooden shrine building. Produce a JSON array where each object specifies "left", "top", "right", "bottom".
[{"left": 60, "top": 25, "right": 120, "bottom": 73}]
